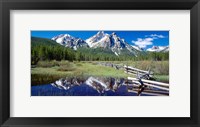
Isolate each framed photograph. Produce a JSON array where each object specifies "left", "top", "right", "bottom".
[{"left": 0, "top": 0, "right": 199, "bottom": 126}]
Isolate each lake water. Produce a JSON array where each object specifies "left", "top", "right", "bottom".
[{"left": 31, "top": 77, "right": 168, "bottom": 96}]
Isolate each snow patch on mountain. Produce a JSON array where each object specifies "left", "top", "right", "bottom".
[
  {"left": 51, "top": 34, "right": 88, "bottom": 48},
  {"left": 131, "top": 45, "right": 143, "bottom": 51},
  {"left": 147, "top": 46, "right": 169, "bottom": 52},
  {"left": 114, "top": 52, "right": 119, "bottom": 56}
]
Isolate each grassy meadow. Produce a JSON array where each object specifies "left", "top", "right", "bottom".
[{"left": 31, "top": 60, "right": 169, "bottom": 85}]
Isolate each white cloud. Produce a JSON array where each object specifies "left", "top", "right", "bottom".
[
  {"left": 145, "top": 34, "right": 166, "bottom": 39},
  {"left": 132, "top": 34, "right": 166, "bottom": 48},
  {"left": 132, "top": 38, "right": 153, "bottom": 48}
]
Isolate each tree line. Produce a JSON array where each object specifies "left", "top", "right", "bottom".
[{"left": 31, "top": 44, "right": 169, "bottom": 65}]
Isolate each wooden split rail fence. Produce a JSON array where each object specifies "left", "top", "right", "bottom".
[
  {"left": 98, "top": 62, "right": 169, "bottom": 95},
  {"left": 124, "top": 65, "right": 153, "bottom": 77},
  {"left": 124, "top": 65, "right": 169, "bottom": 95},
  {"left": 128, "top": 77, "right": 169, "bottom": 91}
]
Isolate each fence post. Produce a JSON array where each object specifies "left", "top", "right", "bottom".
[{"left": 126, "top": 65, "right": 128, "bottom": 73}]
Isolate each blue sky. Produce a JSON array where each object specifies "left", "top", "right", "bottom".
[{"left": 31, "top": 31, "right": 169, "bottom": 49}]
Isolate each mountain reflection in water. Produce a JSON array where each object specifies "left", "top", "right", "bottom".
[{"left": 31, "top": 77, "right": 168, "bottom": 96}]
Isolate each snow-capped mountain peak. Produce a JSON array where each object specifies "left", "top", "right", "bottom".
[
  {"left": 51, "top": 34, "right": 88, "bottom": 49},
  {"left": 85, "top": 31, "right": 142, "bottom": 56},
  {"left": 51, "top": 31, "right": 144, "bottom": 56},
  {"left": 85, "top": 31, "right": 110, "bottom": 48},
  {"left": 86, "top": 31, "right": 125, "bottom": 49},
  {"left": 147, "top": 46, "right": 169, "bottom": 52},
  {"left": 97, "top": 31, "right": 105, "bottom": 36},
  {"left": 51, "top": 34, "right": 74, "bottom": 45}
]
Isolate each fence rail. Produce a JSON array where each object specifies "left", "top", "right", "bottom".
[
  {"left": 128, "top": 77, "right": 169, "bottom": 87},
  {"left": 124, "top": 65, "right": 169, "bottom": 96},
  {"left": 97, "top": 62, "right": 169, "bottom": 96},
  {"left": 124, "top": 65, "right": 153, "bottom": 76}
]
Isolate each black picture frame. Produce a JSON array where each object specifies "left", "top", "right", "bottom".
[{"left": 0, "top": 0, "right": 200, "bottom": 127}]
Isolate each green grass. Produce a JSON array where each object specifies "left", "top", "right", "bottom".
[
  {"left": 76, "top": 62, "right": 130, "bottom": 77},
  {"left": 31, "top": 60, "right": 169, "bottom": 85},
  {"left": 31, "top": 61, "right": 132, "bottom": 85},
  {"left": 154, "top": 75, "right": 169, "bottom": 83},
  {"left": 90, "top": 60, "right": 169, "bottom": 75},
  {"left": 32, "top": 62, "right": 130, "bottom": 77}
]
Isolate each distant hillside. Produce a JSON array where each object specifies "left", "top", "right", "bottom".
[{"left": 31, "top": 37, "right": 61, "bottom": 46}]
